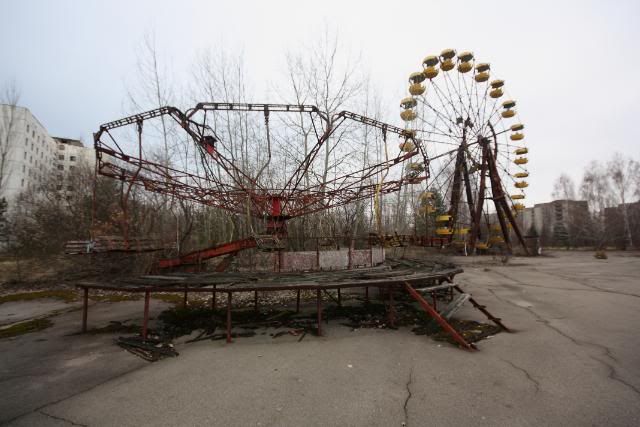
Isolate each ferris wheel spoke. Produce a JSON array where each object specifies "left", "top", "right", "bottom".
[
  {"left": 430, "top": 80, "right": 466, "bottom": 134},
  {"left": 423, "top": 88, "right": 460, "bottom": 137},
  {"left": 415, "top": 103, "right": 461, "bottom": 139}
]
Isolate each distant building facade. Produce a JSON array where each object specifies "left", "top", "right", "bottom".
[
  {"left": 604, "top": 201, "right": 640, "bottom": 249},
  {"left": 0, "top": 104, "right": 95, "bottom": 206},
  {"left": 519, "top": 199, "right": 591, "bottom": 247}
]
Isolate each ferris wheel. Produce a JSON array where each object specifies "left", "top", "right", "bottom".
[{"left": 399, "top": 49, "right": 530, "bottom": 254}]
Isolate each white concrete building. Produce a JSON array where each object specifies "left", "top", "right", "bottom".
[
  {"left": 0, "top": 104, "right": 58, "bottom": 206},
  {"left": 0, "top": 104, "right": 95, "bottom": 206}
]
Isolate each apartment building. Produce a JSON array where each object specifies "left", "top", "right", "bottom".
[{"left": 0, "top": 104, "right": 94, "bottom": 206}]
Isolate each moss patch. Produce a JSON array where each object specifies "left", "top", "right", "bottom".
[
  {"left": 90, "top": 293, "right": 141, "bottom": 303},
  {"left": 0, "top": 318, "right": 53, "bottom": 339},
  {"left": 152, "top": 293, "right": 186, "bottom": 305},
  {"left": 0, "top": 290, "right": 78, "bottom": 305}
]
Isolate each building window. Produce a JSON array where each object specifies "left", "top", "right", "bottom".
[
  {"left": 24, "top": 151, "right": 27, "bottom": 159},
  {"left": 57, "top": 165, "right": 64, "bottom": 170},
  {"left": 22, "top": 165, "right": 25, "bottom": 172},
  {"left": 58, "top": 154, "right": 64, "bottom": 160},
  {"left": 56, "top": 184, "right": 63, "bottom": 191},
  {"left": 70, "top": 156, "right": 76, "bottom": 162},
  {"left": 67, "top": 185, "right": 73, "bottom": 191},
  {"left": 69, "top": 165, "right": 75, "bottom": 171},
  {"left": 58, "top": 145, "right": 65, "bottom": 150},
  {"left": 21, "top": 179, "right": 24, "bottom": 187},
  {"left": 26, "top": 125, "right": 30, "bottom": 133}
]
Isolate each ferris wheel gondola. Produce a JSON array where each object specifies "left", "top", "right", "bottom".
[{"left": 400, "top": 49, "right": 530, "bottom": 254}]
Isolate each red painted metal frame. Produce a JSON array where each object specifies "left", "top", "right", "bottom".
[
  {"left": 93, "top": 103, "right": 427, "bottom": 224},
  {"left": 403, "top": 281, "right": 477, "bottom": 351},
  {"left": 157, "top": 237, "right": 257, "bottom": 269}
]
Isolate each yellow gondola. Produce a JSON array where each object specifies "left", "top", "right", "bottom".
[
  {"left": 409, "top": 71, "right": 426, "bottom": 84},
  {"left": 435, "top": 227, "right": 453, "bottom": 236},
  {"left": 423, "top": 66, "right": 439, "bottom": 79},
  {"left": 423, "top": 55, "right": 439, "bottom": 67},
  {"left": 440, "top": 49, "right": 456, "bottom": 72},
  {"left": 490, "top": 88, "right": 503, "bottom": 98},
  {"left": 515, "top": 181, "right": 529, "bottom": 188},
  {"left": 399, "top": 141, "right": 415, "bottom": 152},
  {"left": 514, "top": 172, "right": 529, "bottom": 178},
  {"left": 440, "top": 49, "right": 456, "bottom": 59},
  {"left": 513, "top": 203, "right": 525, "bottom": 211},
  {"left": 419, "top": 191, "right": 434, "bottom": 201},
  {"left": 436, "top": 215, "right": 451, "bottom": 222},
  {"left": 502, "top": 109, "right": 515, "bottom": 118},
  {"left": 406, "top": 162, "right": 424, "bottom": 172},
  {"left": 511, "top": 194, "right": 525, "bottom": 200},
  {"left": 511, "top": 123, "right": 524, "bottom": 131},
  {"left": 475, "top": 71, "right": 489, "bottom": 82},
  {"left": 489, "top": 236, "right": 505, "bottom": 244},
  {"left": 400, "top": 97, "right": 417, "bottom": 109},
  {"left": 515, "top": 147, "right": 528, "bottom": 155},
  {"left": 511, "top": 132, "right": 524, "bottom": 141},
  {"left": 476, "top": 243, "right": 489, "bottom": 250},
  {"left": 514, "top": 157, "right": 528, "bottom": 165},
  {"left": 400, "top": 110, "right": 416, "bottom": 121},
  {"left": 409, "top": 83, "right": 425, "bottom": 96},
  {"left": 458, "top": 62, "right": 472, "bottom": 73}
]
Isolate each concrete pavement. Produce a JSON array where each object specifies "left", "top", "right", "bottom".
[{"left": 2, "top": 251, "right": 640, "bottom": 426}]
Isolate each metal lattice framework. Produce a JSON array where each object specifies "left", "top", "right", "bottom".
[{"left": 94, "top": 103, "right": 432, "bottom": 235}]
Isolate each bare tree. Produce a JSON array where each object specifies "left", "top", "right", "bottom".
[
  {"left": 552, "top": 173, "right": 576, "bottom": 200},
  {"left": 280, "top": 25, "right": 365, "bottom": 238},
  {"left": 0, "top": 80, "right": 21, "bottom": 195},
  {"left": 607, "top": 153, "right": 640, "bottom": 248},
  {"left": 580, "top": 160, "right": 614, "bottom": 248}
]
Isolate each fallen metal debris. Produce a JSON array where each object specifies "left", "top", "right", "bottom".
[{"left": 116, "top": 336, "right": 179, "bottom": 362}]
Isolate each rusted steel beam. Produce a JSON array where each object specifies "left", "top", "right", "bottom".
[
  {"left": 403, "top": 282, "right": 476, "bottom": 351},
  {"left": 158, "top": 237, "right": 256, "bottom": 269},
  {"left": 453, "top": 285, "right": 510, "bottom": 332}
]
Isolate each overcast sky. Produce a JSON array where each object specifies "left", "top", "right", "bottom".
[{"left": 1, "top": 0, "right": 639, "bottom": 205}]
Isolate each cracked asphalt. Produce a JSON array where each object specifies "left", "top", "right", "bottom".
[{"left": 2, "top": 251, "right": 640, "bottom": 426}]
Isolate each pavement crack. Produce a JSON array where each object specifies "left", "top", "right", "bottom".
[
  {"left": 500, "top": 358, "right": 540, "bottom": 393},
  {"left": 402, "top": 366, "right": 414, "bottom": 426},
  {"left": 493, "top": 268, "right": 640, "bottom": 299},
  {"left": 38, "top": 410, "right": 87, "bottom": 426},
  {"left": 486, "top": 288, "right": 640, "bottom": 399}
]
